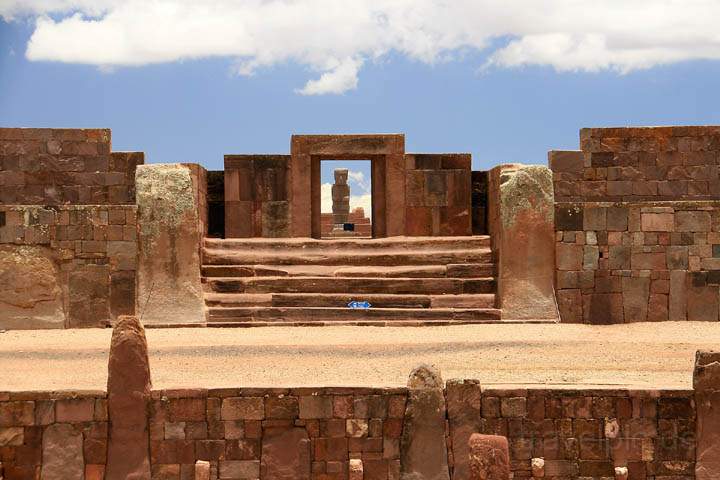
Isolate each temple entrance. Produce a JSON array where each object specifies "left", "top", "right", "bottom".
[{"left": 320, "top": 160, "right": 373, "bottom": 238}]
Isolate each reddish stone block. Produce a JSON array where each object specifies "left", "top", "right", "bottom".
[
  {"left": 169, "top": 398, "right": 206, "bottom": 422},
  {"left": 299, "top": 396, "right": 333, "bottom": 419},
  {"left": 0, "top": 401, "right": 34, "bottom": 427},
  {"left": 266, "top": 396, "right": 299, "bottom": 419},
  {"left": 221, "top": 397, "right": 264, "bottom": 421},
  {"left": 314, "top": 437, "right": 348, "bottom": 461}
]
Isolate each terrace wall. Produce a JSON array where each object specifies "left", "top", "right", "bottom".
[
  {"left": 0, "top": 128, "right": 143, "bottom": 329},
  {"left": 551, "top": 127, "right": 720, "bottom": 323},
  {"left": 0, "top": 386, "right": 695, "bottom": 480}
]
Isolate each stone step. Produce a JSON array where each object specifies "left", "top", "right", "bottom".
[
  {"left": 204, "top": 235, "right": 490, "bottom": 251},
  {"left": 202, "top": 249, "right": 493, "bottom": 266},
  {"left": 206, "top": 306, "right": 502, "bottom": 323},
  {"left": 204, "top": 293, "right": 496, "bottom": 309},
  {"left": 204, "top": 276, "right": 496, "bottom": 295},
  {"left": 201, "top": 263, "right": 495, "bottom": 278}
]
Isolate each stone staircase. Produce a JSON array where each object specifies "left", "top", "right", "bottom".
[{"left": 201, "top": 236, "right": 501, "bottom": 326}]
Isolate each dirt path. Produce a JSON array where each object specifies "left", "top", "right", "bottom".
[{"left": 1, "top": 322, "right": 716, "bottom": 391}]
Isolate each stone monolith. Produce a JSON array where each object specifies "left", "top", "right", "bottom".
[
  {"left": 695, "top": 350, "right": 720, "bottom": 480},
  {"left": 400, "top": 364, "right": 450, "bottom": 480},
  {"left": 468, "top": 434, "right": 510, "bottom": 480},
  {"left": 106, "top": 315, "right": 152, "bottom": 480}
]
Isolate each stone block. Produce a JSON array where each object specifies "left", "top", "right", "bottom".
[
  {"left": 110, "top": 271, "right": 136, "bottom": 318},
  {"left": 641, "top": 213, "right": 674, "bottom": 232},
  {"left": 687, "top": 283, "right": 719, "bottom": 322},
  {"left": 622, "top": 277, "right": 650, "bottom": 322},
  {"left": 556, "top": 243, "right": 583, "bottom": 271},
  {"left": 221, "top": 398, "right": 264, "bottom": 421},
  {"left": 606, "top": 207, "right": 629, "bottom": 231},
  {"left": 555, "top": 205, "right": 583, "bottom": 231},
  {"left": 584, "top": 293, "right": 623, "bottom": 324},
  {"left": 299, "top": 396, "right": 333, "bottom": 419},
  {"left": 0, "top": 245, "right": 65, "bottom": 330},
  {"left": 446, "top": 379, "right": 482, "bottom": 480},
  {"left": 260, "top": 428, "right": 310, "bottom": 480},
  {"left": 261, "top": 201, "right": 290, "bottom": 237},
  {"left": 68, "top": 265, "right": 110, "bottom": 328},
  {"left": 676, "top": 211, "right": 712, "bottom": 232},
  {"left": 219, "top": 460, "right": 260, "bottom": 479},
  {"left": 548, "top": 150, "right": 583, "bottom": 174},
  {"left": 584, "top": 206, "right": 606, "bottom": 231},
  {"left": 467, "top": 434, "right": 510, "bottom": 480},
  {"left": 557, "top": 289, "right": 582, "bottom": 323},
  {"left": 42, "top": 423, "right": 84, "bottom": 480}
]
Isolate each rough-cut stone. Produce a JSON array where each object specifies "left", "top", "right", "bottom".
[
  {"left": 400, "top": 365, "right": 450, "bottom": 480},
  {"left": 136, "top": 164, "right": 205, "bottom": 324},
  {"left": 491, "top": 165, "right": 557, "bottom": 320},
  {"left": 694, "top": 350, "right": 720, "bottom": 480},
  {"left": 0, "top": 245, "right": 64, "bottom": 329},
  {"left": 195, "top": 461, "right": 210, "bottom": 480},
  {"left": 446, "top": 379, "right": 482, "bottom": 480},
  {"left": 260, "top": 427, "right": 311, "bottom": 480},
  {"left": 467, "top": 434, "right": 510, "bottom": 480},
  {"left": 106, "top": 315, "right": 152, "bottom": 480},
  {"left": 41, "top": 423, "right": 84, "bottom": 480},
  {"left": 349, "top": 459, "right": 364, "bottom": 480}
]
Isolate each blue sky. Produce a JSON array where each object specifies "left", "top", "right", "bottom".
[{"left": 2, "top": 2, "right": 720, "bottom": 176}]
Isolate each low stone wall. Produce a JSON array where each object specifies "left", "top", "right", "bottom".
[
  {"left": 0, "top": 385, "right": 695, "bottom": 480},
  {"left": 555, "top": 201, "right": 720, "bottom": 323},
  {"left": 0, "top": 204, "right": 137, "bottom": 329}
]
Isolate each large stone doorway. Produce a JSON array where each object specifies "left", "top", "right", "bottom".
[{"left": 291, "top": 134, "right": 406, "bottom": 239}]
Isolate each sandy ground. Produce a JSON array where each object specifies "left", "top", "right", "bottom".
[{"left": 1, "top": 322, "right": 717, "bottom": 392}]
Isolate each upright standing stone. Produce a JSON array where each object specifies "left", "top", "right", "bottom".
[
  {"left": 41, "top": 423, "right": 84, "bottom": 480},
  {"left": 446, "top": 379, "right": 482, "bottom": 480},
  {"left": 694, "top": 350, "right": 720, "bottom": 480},
  {"left": 467, "top": 434, "right": 510, "bottom": 480},
  {"left": 136, "top": 164, "right": 205, "bottom": 324},
  {"left": 106, "top": 315, "right": 152, "bottom": 480},
  {"left": 488, "top": 164, "right": 557, "bottom": 320},
  {"left": 400, "top": 364, "right": 450, "bottom": 480},
  {"left": 332, "top": 169, "right": 351, "bottom": 227}
]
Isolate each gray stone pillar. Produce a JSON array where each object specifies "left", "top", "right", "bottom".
[
  {"left": 400, "top": 364, "right": 450, "bottom": 480},
  {"left": 695, "top": 350, "right": 720, "bottom": 480},
  {"left": 136, "top": 164, "right": 205, "bottom": 324},
  {"left": 106, "top": 315, "right": 152, "bottom": 480}
]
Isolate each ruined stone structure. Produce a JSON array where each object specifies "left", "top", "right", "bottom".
[
  {"left": 0, "top": 318, "right": 703, "bottom": 479},
  {"left": 3, "top": 126, "right": 720, "bottom": 328}
]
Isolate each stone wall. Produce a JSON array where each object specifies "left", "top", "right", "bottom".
[
  {"left": 551, "top": 126, "right": 720, "bottom": 323},
  {"left": 0, "top": 385, "right": 696, "bottom": 480},
  {"left": 555, "top": 201, "right": 720, "bottom": 323},
  {"left": 404, "top": 154, "right": 472, "bottom": 236},
  {"left": 0, "top": 205, "right": 137, "bottom": 329},
  {"left": 224, "top": 155, "right": 290, "bottom": 238},
  {"left": 0, "top": 128, "right": 142, "bottom": 205}
]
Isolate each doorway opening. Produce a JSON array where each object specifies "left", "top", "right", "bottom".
[{"left": 320, "top": 160, "right": 373, "bottom": 238}]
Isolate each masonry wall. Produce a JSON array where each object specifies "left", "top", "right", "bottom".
[
  {"left": 551, "top": 126, "right": 720, "bottom": 323},
  {"left": 0, "top": 128, "right": 142, "bottom": 330},
  {"left": 224, "top": 155, "right": 290, "bottom": 238},
  {"left": 0, "top": 386, "right": 694, "bottom": 480},
  {"left": 404, "top": 153, "right": 472, "bottom": 236}
]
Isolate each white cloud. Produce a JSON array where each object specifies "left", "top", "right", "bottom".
[{"left": 4, "top": 0, "right": 720, "bottom": 94}]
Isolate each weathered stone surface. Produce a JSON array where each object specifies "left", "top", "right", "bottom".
[
  {"left": 468, "top": 434, "right": 509, "bottom": 480},
  {"left": 0, "top": 245, "right": 64, "bottom": 329},
  {"left": 694, "top": 350, "right": 720, "bottom": 480},
  {"left": 400, "top": 365, "right": 449, "bottom": 480},
  {"left": 349, "top": 459, "right": 364, "bottom": 480},
  {"left": 195, "top": 461, "right": 210, "bottom": 480},
  {"left": 491, "top": 165, "right": 557, "bottom": 320},
  {"left": 41, "top": 423, "right": 84, "bottom": 480},
  {"left": 446, "top": 379, "right": 482, "bottom": 480},
  {"left": 136, "top": 164, "right": 205, "bottom": 324},
  {"left": 106, "top": 315, "right": 152, "bottom": 480},
  {"left": 468, "top": 433, "right": 510, "bottom": 480},
  {"left": 260, "top": 427, "right": 311, "bottom": 480}
]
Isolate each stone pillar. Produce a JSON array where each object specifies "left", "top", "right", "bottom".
[
  {"left": 400, "top": 364, "right": 450, "bottom": 480},
  {"left": 136, "top": 164, "right": 205, "bottom": 324},
  {"left": 332, "top": 169, "right": 350, "bottom": 228},
  {"left": 488, "top": 164, "right": 557, "bottom": 320},
  {"left": 468, "top": 434, "right": 510, "bottom": 480},
  {"left": 695, "top": 350, "right": 720, "bottom": 480},
  {"left": 446, "top": 379, "right": 482, "bottom": 480},
  {"left": 106, "top": 315, "right": 152, "bottom": 480}
]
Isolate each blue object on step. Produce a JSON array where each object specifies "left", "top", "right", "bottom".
[{"left": 347, "top": 301, "right": 371, "bottom": 309}]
